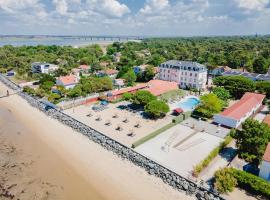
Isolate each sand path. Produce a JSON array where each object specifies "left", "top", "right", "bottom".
[{"left": 0, "top": 82, "right": 194, "bottom": 200}]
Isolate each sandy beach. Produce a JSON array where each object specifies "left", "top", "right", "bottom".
[{"left": 0, "top": 82, "right": 194, "bottom": 200}]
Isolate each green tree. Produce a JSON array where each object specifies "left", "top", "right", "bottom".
[
  {"left": 214, "top": 168, "right": 237, "bottom": 194},
  {"left": 144, "top": 65, "right": 155, "bottom": 81},
  {"left": 213, "top": 76, "right": 255, "bottom": 99},
  {"left": 256, "top": 81, "right": 270, "bottom": 98},
  {"left": 67, "top": 85, "right": 82, "bottom": 98},
  {"left": 39, "top": 74, "right": 56, "bottom": 84},
  {"left": 194, "top": 93, "right": 223, "bottom": 118},
  {"left": 212, "top": 87, "right": 231, "bottom": 106},
  {"left": 132, "top": 90, "right": 157, "bottom": 106},
  {"left": 123, "top": 69, "right": 137, "bottom": 86},
  {"left": 145, "top": 100, "right": 169, "bottom": 118},
  {"left": 234, "top": 119, "right": 270, "bottom": 164},
  {"left": 122, "top": 92, "right": 133, "bottom": 101},
  {"left": 253, "top": 56, "right": 268, "bottom": 74},
  {"left": 40, "top": 81, "right": 54, "bottom": 92}
]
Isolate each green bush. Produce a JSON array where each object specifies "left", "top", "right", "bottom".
[
  {"left": 214, "top": 168, "right": 237, "bottom": 193},
  {"left": 214, "top": 168, "right": 270, "bottom": 198},
  {"left": 122, "top": 92, "right": 133, "bottom": 101},
  {"left": 23, "top": 86, "right": 36, "bottom": 96},
  {"left": 144, "top": 100, "right": 169, "bottom": 119},
  {"left": 193, "top": 135, "right": 233, "bottom": 176},
  {"left": 172, "top": 112, "right": 192, "bottom": 123}
]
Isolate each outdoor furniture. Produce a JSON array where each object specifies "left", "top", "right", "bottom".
[
  {"left": 113, "top": 113, "right": 119, "bottom": 118},
  {"left": 96, "top": 115, "right": 102, "bottom": 121},
  {"left": 105, "top": 120, "right": 111, "bottom": 126},
  {"left": 135, "top": 121, "right": 141, "bottom": 128},
  {"left": 86, "top": 112, "right": 93, "bottom": 117},
  {"left": 127, "top": 129, "right": 135, "bottom": 137},
  {"left": 116, "top": 124, "right": 123, "bottom": 131}
]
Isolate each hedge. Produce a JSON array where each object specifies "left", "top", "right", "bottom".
[
  {"left": 193, "top": 135, "right": 233, "bottom": 177},
  {"left": 232, "top": 168, "right": 270, "bottom": 198},
  {"left": 132, "top": 112, "right": 191, "bottom": 148},
  {"left": 215, "top": 168, "right": 270, "bottom": 198},
  {"left": 172, "top": 111, "right": 192, "bottom": 123}
]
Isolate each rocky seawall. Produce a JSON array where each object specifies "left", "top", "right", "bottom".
[{"left": 0, "top": 75, "right": 224, "bottom": 200}]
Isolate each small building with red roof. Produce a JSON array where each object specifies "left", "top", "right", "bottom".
[
  {"left": 56, "top": 74, "right": 79, "bottom": 89},
  {"left": 259, "top": 142, "right": 270, "bottom": 181},
  {"left": 106, "top": 80, "right": 179, "bottom": 101},
  {"left": 213, "top": 92, "right": 265, "bottom": 128}
]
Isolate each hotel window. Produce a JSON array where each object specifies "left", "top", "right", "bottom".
[
  {"left": 181, "top": 72, "right": 184, "bottom": 75},
  {"left": 195, "top": 74, "right": 197, "bottom": 77},
  {"left": 168, "top": 70, "right": 170, "bottom": 73},
  {"left": 190, "top": 73, "right": 192, "bottom": 76},
  {"left": 181, "top": 77, "right": 183, "bottom": 80},
  {"left": 185, "top": 72, "right": 187, "bottom": 75}
]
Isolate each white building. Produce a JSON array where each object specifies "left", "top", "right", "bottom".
[
  {"left": 259, "top": 143, "right": 270, "bottom": 181},
  {"left": 159, "top": 60, "right": 207, "bottom": 90},
  {"left": 213, "top": 92, "right": 265, "bottom": 128},
  {"left": 31, "top": 62, "right": 59, "bottom": 74}
]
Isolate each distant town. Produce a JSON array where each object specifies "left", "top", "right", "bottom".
[{"left": 1, "top": 36, "right": 270, "bottom": 200}]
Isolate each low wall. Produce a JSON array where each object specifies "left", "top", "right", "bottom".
[
  {"left": 57, "top": 94, "right": 99, "bottom": 110},
  {"left": 0, "top": 74, "right": 224, "bottom": 200}
]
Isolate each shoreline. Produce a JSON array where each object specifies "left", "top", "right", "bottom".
[{"left": 0, "top": 81, "right": 194, "bottom": 200}]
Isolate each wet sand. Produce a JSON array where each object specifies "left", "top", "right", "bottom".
[
  {"left": 0, "top": 107, "right": 106, "bottom": 200},
  {"left": 0, "top": 82, "right": 194, "bottom": 200}
]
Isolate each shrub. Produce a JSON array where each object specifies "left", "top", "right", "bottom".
[
  {"left": 144, "top": 100, "right": 169, "bottom": 118},
  {"left": 122, "top": 92, "right": 133, "bottom": 101},
  {"left": 193, "top": 135, "right": 233, "bottom": 176},
  {"left": 214, "top": 168, "right": 237, "bottom": 193},
  {"left": 232, "top": 168, "right": 270, "bottom": 198},
  {"left": 214, "top": 168, "right": 270, "bottom": 198},
  {"left": 23, "top": 86, "right": 36, "bottom": 96}
]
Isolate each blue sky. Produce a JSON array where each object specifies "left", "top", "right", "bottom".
[{"left": 0, "top": 0, "right": 269, "bottom": 36}]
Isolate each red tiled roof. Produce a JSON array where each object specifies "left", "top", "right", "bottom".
[
  {"left": 263, "top": 115, "right": 270, "bottom": 127},
  {"left": 105, "top": 69, "right": 118, "bottom": 75},
  {"left": 79, "top": 65, "right": 90, "bottom": 70},
  {"left": 110, "top": 84, "right": 148, "bottom": 96},
  {"left": 58, "top": 75, "right": 78, "bottom": 85},
  {"left": 219, "top": 92, "right": 265, "bottom": 120},
  {"left": 263, "top": 143, "right": 270, "bottom": 162},
  {"left": 145, "top": 80, "right": 178, "bottom": 96}
]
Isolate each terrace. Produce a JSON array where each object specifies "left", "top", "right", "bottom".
[{"left": 64, "top": 101, "right": 174, "bottom": 147}]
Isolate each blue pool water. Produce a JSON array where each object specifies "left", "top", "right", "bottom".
[{"left": 176, "top": 97, "right": 200, "bottom": 111}]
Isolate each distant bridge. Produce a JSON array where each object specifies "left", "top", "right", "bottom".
[{"left": 0, "top": 35, "right": 147, "bottom": 41}]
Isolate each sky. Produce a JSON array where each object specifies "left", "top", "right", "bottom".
[{"left": 0, "top": 0, "right": 270, "bottom": 36}]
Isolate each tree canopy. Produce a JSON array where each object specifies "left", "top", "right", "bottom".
[
  {"left": 144, "top": 100, "right": 169, "bottom": 118},
  {"left": 194, "top": 93, "right": 224, "bottom": 118},
  {"left": 132, "top": 90, "right": 157, "bottom": 106},
  {"left": 213, "top": 76, "right": 256, "bottom": 99},
  {"left": 233, "top": 119, "right": 270, "bottom": 164}
]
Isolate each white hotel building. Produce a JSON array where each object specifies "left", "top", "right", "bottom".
[{"left": 159, "top": 60, "right": 208, "bottom": 90}]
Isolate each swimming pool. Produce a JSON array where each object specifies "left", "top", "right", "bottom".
[{"left": 176, "top": 97, "right": 200, "bottom": 111}]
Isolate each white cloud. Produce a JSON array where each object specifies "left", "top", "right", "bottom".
[
  {"left": 236, "top": 0, "right": 269, "bottom": 11},
  {"left": 86, "top": 0, "right": 130, "bottom": 17},
  {"left": 0, "top": 0, "right": 41, "bottom": 12},
  {"left": 140, "top": 0, "right": 169, "bottom": 15},
  {"left": 53, "top": 0, "right": 68, "bottom": 15}
]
